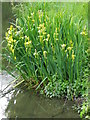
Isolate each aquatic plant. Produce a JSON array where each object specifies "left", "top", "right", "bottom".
[{"left": 2, "top": 2, "right": 89, "bottom": 119}]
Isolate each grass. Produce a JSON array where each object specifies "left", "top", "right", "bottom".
[{"left": 2, "top": 2, "right": 89, "bottom": 119}]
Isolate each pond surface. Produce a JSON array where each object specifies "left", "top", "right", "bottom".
[{"left": 0, "top": 71, "right": 80, "bottom": 119}]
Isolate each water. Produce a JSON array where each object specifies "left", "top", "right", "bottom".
[
  {"left": 0, "top": 3, "right": 80, "bottom": 119},
  {"left": 0, "top": 71, "right": 80, "bottom": 119}
]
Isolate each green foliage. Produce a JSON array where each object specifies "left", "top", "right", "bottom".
[{"left": 2, "top": 2, "right": 89, "bottom": 118}]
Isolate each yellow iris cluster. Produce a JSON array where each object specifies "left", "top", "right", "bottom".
[
  {"left": 31, "top": 12, "right": 35, "bottom": 23},
  {"left": 80, "top": 26, "right": 87, "bottom": 36},
  {"left": 46, "top": 34, "right": 50, "bottom": 42},
  {"left": 37, "top": 23, "right": 46, "bottom": 43},
  {"left": 72, "top": 53, "right": 75, "bottom": 60},
  {"left": 38, "top": 10, "right": 43, "bottom": 23},
  {"left": 61, "top": 44, "right": 66, "bottom": 50},
  {"left": 33, "top": 49, "right": 47, "bottom": 59},
  {"left": 61, "top": 40, "right": 75, "bottom": 61},
  {"left": 80, "top": 31, "right": 87, "bottom": 36},
  {"left": 43, "top": 51, "right": 47, "bottom": 59},
  {"left": 24, "top": 36, "right": 32, "bottom": 53},
  {"left": 53, "top": 28, "right": 59, "bottom": 41},
  {"left": 44, "top": 14, "right": 49, "bottom": 25},
  {"left": 69, "top": 40, "right": 73, "bottom": 47},
  {"left": 5, "top": 25, "right": 16, "bottom": 60},
  {"left": 28, "top": 12, "right": 35, "bottom": 26},
  {"left": 33, "top": 49, "right": 38, "bottom": 58},
  {"left": 67, "top": 47, "right": 73, "bottom": 51}
]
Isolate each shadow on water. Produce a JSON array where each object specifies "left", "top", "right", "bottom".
[{"left": 1, "top": 2, "right": 80, "bottom": 119}]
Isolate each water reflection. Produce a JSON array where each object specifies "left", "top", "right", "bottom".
[
  {"left": 0, "top": 71, "right": 80, "bottom": 119},
  {"left": 5, "top": 89, "right": 80, "bottom": 118}
]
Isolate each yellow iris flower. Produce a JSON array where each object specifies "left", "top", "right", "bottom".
[
  {"left": 67, "top": 47, "right": 72, "bottom": 51},
  {"left": 61, "top": 44, "right": 66, "bottom": 50},
  {"left": 72, "top": 54, "right": 75, "bottom": 60}
]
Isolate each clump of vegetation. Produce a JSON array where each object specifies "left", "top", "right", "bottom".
[{"left": 2, "top": 2, "right": 89, "bottom": 119}]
